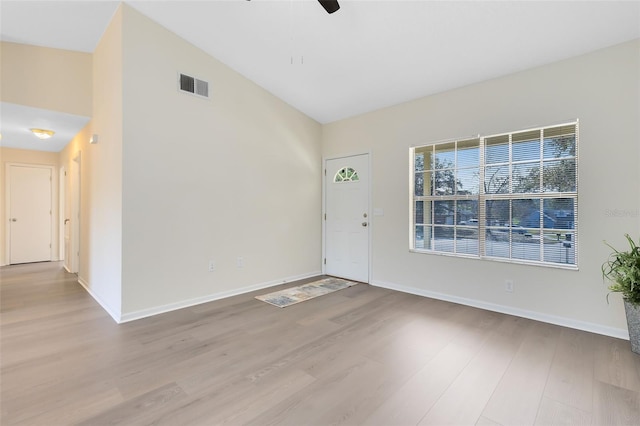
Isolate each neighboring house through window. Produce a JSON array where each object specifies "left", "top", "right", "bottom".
[{"left": 410, "top": 121, "right": 578, "bottom": 268}]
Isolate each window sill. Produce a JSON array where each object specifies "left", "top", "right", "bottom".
[{"left": 409, "top": 248, "right": 579, "bottom": 271}]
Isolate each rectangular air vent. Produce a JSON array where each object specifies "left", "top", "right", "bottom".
[{"left": 179, "top": 73, "right": 209, "bottom": 98}]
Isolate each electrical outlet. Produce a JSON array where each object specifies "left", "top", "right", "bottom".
[
  {"left": 208, "top": 260, "right": 215, "bottom": 272},
  {"left": 505, "top": 279, "right": 514, "bottom": 293},
  {"left": 237, "top": 257, "right": 244, "bottom": 268}
]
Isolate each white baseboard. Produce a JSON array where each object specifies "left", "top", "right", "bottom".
[
  {"left": 77, "top": 276, "right": 122, "bottom": 323},
  {"left": 371, "top": 279, "right": 629, "bottom": 341},
  {"left": 118, "top": 270, "right": 323, "bottom": 323}
]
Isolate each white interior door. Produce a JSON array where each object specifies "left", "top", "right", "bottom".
[
  {"left": 324, "top": 154, "right": 369, "bottom": 282},
  {"left": 8, "top": 165, "right": 52, "bottom": 264}
]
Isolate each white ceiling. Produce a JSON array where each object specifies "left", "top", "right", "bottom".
[
  {"left": 0, "top": 102, "right": 91, "bottom": 152},
  {"left": 1, "top": 0, "right": 639, "bottom": 151}
]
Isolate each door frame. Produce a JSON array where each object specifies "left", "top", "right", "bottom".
[
  {"left": 59, "top": 165, "right": 66, "bottom": 262},
  {"left": 5, "top": 163, "right": 56, "bottom": 265},
  {"left": 69, "top": 152, "right": 81, "bottom": 274},
  {"left": 321, "top": 151, "right": 372, "bottom": 283}
]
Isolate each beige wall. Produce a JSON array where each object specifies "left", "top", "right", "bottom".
[
  {"left": 0, "top": 42, "right": 92, "bottom": 116},
  {"left": 0, "top": 147, "right": 60, "bottom": 265},
  {"left": 119, "top": 5, "right": 322, "bottom": 317},
  {"left": 322, "top": 39, "right": 640, "bottom": 337},
  {"left": 86, "top": 5, "right": 124, "bottom": 319},
  {"left": 57, "top": 7, "right": 124, "bottom": 320}
]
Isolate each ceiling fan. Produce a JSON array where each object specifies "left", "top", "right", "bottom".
[
  {"left": 318, "top": 0, "right": 340, "bottom": 14},
  {"left": 246, "top": 1, "right": 340, "bottom": 15}
]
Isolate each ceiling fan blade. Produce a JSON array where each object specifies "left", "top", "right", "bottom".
[{"left": 318, "top": 0, "right": 340, "bottom": 14}]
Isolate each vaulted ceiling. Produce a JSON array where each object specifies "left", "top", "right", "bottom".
[{"left": 1, "top": 0, "right": 639, "bottom": 150}]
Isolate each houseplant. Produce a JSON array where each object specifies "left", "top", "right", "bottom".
[{"left": 602, "top": 234, "right": 640, "bottom": 354}]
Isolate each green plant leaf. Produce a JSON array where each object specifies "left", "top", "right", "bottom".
[{"left": 603, "top": 234, "right": 640, "bottom": 306}]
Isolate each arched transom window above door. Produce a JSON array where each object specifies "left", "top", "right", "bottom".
[{"left": 334, "top": 167, "right": 359, "bottom": 183}]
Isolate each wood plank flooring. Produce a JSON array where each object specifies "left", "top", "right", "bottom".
[{"left": 2, "top": 262, "right": 640, "bottom": 425}]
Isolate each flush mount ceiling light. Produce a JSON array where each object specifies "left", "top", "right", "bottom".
[{"left": 30, "top": 128, "right": 55, "bottom": 139}]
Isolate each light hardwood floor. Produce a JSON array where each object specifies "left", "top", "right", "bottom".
[{"left": 2, "top": 262, "right": 640, "bottom": 425}]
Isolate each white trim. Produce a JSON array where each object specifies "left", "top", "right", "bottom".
[
  {"left": 322, "top": 159, "right": 327, "bottom": 275},
  {"left": 370, "top": 279, "right": 629, "bottom": 341},
  {"left": 77, "top": 276, "right": 122, "bottom": 323},
  {"left": 70, "top": 152, "right": 81, "bottom": 274},
  {"left": 3, "top": 165, "right": 7, "bottom": 266},
  {"left": 322, "top": 151, "right": 373, "bottom": 283},
  {"left": 408, "top": 149, "right": 415, "bottom": 250},
  {"left": 409, "top": 248, "right": 579, "bottom": 271},
  {"left": 367, "top": 152, "right": 373, "bottom": 284},
  {"left": 59, "top": 166, "right": 66, "bottom": 262},
  {"left": 118, "top": 270, "right": 322, "bottom": 323},
  {"left": 5, "top": 163, "right": 56, "bottom": 265}
]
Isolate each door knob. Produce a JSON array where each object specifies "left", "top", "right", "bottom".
[
  {"left": 362, "top": 222, "right": 368, "bottom": 227},
  {"left": 64, "top": 219, "right": 70, "bottom": 224},
  {"left": 10, "top": 218, "right": 17, "bottom": 222}
]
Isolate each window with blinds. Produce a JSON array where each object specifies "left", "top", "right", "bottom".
[{"left": 410, "top": 121, "right": 578, "bottom": 268}]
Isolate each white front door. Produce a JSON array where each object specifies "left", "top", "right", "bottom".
[
  {"left": 324, "top": 154, "right": 369, "bottom": 283},
  {"left": 8, "top": 165, "right": 52, "bottom": 264}
]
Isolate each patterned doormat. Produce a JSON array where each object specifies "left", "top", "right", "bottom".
[{"left": 255, "top": 277, "right": 357, "bottom": 308}]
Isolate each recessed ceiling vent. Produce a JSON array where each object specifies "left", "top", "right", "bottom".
[{"left": 179, "top": 73, "right": 209, "bottom": 99}]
